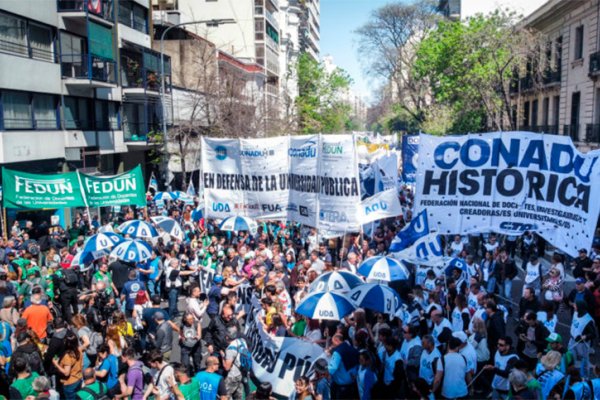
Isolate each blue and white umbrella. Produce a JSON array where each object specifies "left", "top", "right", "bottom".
[
  {"left": 219, "top": 216, "right": 258, "bottom": 234},
  {"left": 444, "top": 257, "right": 468, "bottom": 276},
  {"left": 110, "top": 239, "right": 153, "bottom": 263},
  {"left": 151, "top": 216, "right": 185, "bottom": 241},
  {"left": 295, "top": 291, "right": 356, "bottom": 321},
  {"left": 118, "top": 220, "right": 158, "bottom": 239},
  {"left": 83, "top": 232, "right": 123, "bottom": 254},
  {"left": 308, "top": 271, "right": 364, "bottom": 293},
  {"left": 348, "top": 283, "right": 402, "bottom": 314},
  {"left": 153, "top": 191, "right": 178, "bottom": 202},
  {"left": 358, "top": 256, "right": 410, "bottom": 282}
]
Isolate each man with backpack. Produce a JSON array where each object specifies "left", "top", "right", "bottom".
[
  {"left": 76, "top": 367, "right": 109, "bottom": 400},
  {"left": 432, "top": 337, "right": 472, "bottom": 399},
  {"left": 195, "top": 356, "right": 227, "bottom": 400},
  {"left": 223, "top": 326, "right": 252, "bottom": 400}
]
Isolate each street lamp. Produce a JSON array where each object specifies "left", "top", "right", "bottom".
[{"left": 159, "top": 18, "right": 235, "bottom": 179}]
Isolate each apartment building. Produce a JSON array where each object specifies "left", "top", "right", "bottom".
[
  {"left": 511, "top": 0, "right": 600, "bottom": 149},
  {"left": 0, "top": 0, "right": 169, "bottom": 175}
]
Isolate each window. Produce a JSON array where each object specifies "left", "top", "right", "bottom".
[
  {"left": 523, "top": 101, "right": 530, "bottom": 128},
  {"left": 0, "top": 12, "right": 54, "bottom": 62},
  {"left": 542, "top": 97, "right": 549, "bottom": 126},
  {"left": 1, "top": 91, "right": 59, "bottom": 130},
  {"left": 553, "top": 95, "right": 560, "bottom": 126},
  {"left": 0, "top": 12, "right": 27, "bottom": 56},
  {"left": 2, "top": 91, "right": 31, "bottom": 129},
  {"left": 29, "top": 23, "right": 53, "bottom": 62},
  {"left": 531, "top": 99, "right": 538, "bottom": 127},
  {"left": 64, "top": 96, "right": 91, "bottom": 130},
  {"left": 33, "top": 94, "right": 57, "bottom": 129},
  {"left": 574, "top": 25, "right": 584, "bottom": 60},
  {"left": 119, "top": 1, "right": 148, "bottom": 34}
]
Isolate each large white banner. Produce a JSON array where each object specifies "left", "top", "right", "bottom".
[
  {"left": 245, "top": 298, "right": 324, "bottom": 398},
  {"left": 414, "top": 132, "right": 600, "bottom": 257},
  {"left": 201, "top": 135, "right": 361, "bottom": 231}
]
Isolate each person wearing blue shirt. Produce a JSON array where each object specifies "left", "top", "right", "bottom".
[
  {"left": 195, "top": 356, "right": 227, "bottom": 400},
  {"left": 95, "top": 344, "right": 120, "bottom": 396},
  {"left": 327, "top": 333, "right": 358, "bottom": 400},
  {"left": 120, "top": 270, "right": 148, "bottom": 318}
]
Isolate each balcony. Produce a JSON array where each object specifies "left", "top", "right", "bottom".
[
  {"left": 123, "top": 121, "right": 160, "bottom": 142},
  {"left": 58, "top": 0, "right": 115, "bottom": 25},
  {"left": 121, "top": 49, "right": 171, "bottom": 99},
  {"left": 590, "top": 51, "right": 600, "bottom": 77},
  {"left": 542, "top": 68, "right": 561, "bottom": 86},
  {"left": 586, "top": 124, "right": 600, "bottom": 143},
  {"left": 264, "top": 9, "right": 279, "bottom": 30},
  {"left": 564, "top": 124, "right": 580, "bottom": 142},
  {"left": 519, "top": 76, "right": 534, "bottom": 92},
  {"left": 61, "top": 53, "right": 117, "bottom": 86}
]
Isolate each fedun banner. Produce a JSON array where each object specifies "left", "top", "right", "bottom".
[
  {"left": 2, "top": 169, "right": 85, "bottom": 209},
  {"left": 3, "top": 166, "right": 147, "bottom": 209},
  {"left": 81, "top": 165, "right": 146, "bottom": 207},
  {"left": 202, "top": 135, "right": 362, "bottom": 231},
  {"left": 414, "top": 132, "right": 600, "bottom": 257}
]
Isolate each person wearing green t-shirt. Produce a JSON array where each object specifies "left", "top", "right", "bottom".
[
  {"left": 169, "top": 363, "right": 201, "bottom": 400},
  {"left": 76, "top": 367, "right": 108, "bottom": 400},
  {"left": 9, "top": 357, "right": 39, "bottom": 399}
]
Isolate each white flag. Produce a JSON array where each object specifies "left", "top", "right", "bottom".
[
  {"left": 356, "top": 189, "right": 402, "bottom": 225},
  {"left": 148, "top": 171, "right": 158, "bottom": 192}
]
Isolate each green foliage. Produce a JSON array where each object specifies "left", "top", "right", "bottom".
[
  {"left": 295, "top": 53, "right": 354, "bottom": 133},
  {"left": 414, "top": 10, "right": 541, "bottom": 133}
]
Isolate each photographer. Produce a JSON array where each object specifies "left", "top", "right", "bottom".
[
  {"left": 52, "top": 261, "right": 80, "bottom": 322},
  {"left": 80, "top": 281, "right": 117, "bottom": 328}
]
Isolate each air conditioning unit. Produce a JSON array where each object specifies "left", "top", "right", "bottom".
[
  {"left": 166, "top": 10, "right": 180, "bottom": 25},
  {"left": 153, "top": 10, "right": 180, "bottom": 25}
]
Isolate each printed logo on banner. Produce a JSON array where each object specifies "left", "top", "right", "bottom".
[
  {"left": 364, "top": 200, "right": 388, "bottom": 215},
  {"left": 299, "top": 205, "right": 310, "bottom": 217},
  {"left": 323, "top": 142, "right": 344, "bottom": 155},
  {"left": 240, "top": 148, "right": 275, "bottom": 158},
  {"left": 289, "top": 139, "right": 318, "bottom": 158},
  {"left": 212, "top": 202, "right": 231, "bottom": 212},
  {"left": 319, "top": 209, "right": 349, "bottom": 223},
  {"left": 15, "top": 176, "right": 74, "bottom": 195},
  {"left": 215, "top": 146, "right": 227, "bottom": 160},
  {"left": 499, "top": 221, "right": 538, "bottom": 233}
]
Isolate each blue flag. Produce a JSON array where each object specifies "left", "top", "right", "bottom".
[{"left": 389, "top": 209, "right": 429, "bottom": 252}]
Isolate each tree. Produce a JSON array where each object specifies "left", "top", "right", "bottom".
[
  {"left": 355, "top": 0, "right": 439, "bottom": 128},
  {"left": 414, "top": 10, "right": 546, "bottom": 132},
  {"left": 295, "top": 53, "right": 354, "bottom": 133}
]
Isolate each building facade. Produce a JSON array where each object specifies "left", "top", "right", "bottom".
[
  {"left": 512, "top": 0, "right": 600, "bottom": 150},
  {"left": 0, "top": 0, "right": 170, "bottom": 175}
]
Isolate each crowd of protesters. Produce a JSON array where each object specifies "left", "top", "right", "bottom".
[{"left": 0, "top": 187, "right": 600, "bottom": 400}]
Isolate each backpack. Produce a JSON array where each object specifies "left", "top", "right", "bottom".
[
  {"left": 229, "top": 338, "right": 252, "bottom": 375},
  {"left": 63, "top": 268, "right": 79, "bottom": 287},
  {"left": 79, "top": 382, "right": 109, "bottom": 400}
]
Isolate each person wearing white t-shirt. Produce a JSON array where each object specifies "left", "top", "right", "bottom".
[
  {"left": 432, "top": 337, "right": 471, "bottom": 399},
  {"left": 145, "top": 349, "right": 175, "bottom": 400},
  {"left": 419, "top": 335, "right": 441, "bottom": 387}
]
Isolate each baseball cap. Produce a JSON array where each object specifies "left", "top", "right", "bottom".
[
  {"left": 579, "top": 248, "right": 588, "bottom": 254},
  {"left": 594, "top": 255, "right": 600, "bottom": 262},
  {"left": 546, "top": 332, "right": 562, "bottom": 343},
  {"left": 452, "top": 331, "right": 468, "bottom": 343},
  {"left": 314, "top": 358, "right": 328, "bottom": 373},
  {"left": 213, "top": 275, "right": 223, "bottom": 284},
  {"left": 576, "top": 277, "right": 586, "bottom": 285}
]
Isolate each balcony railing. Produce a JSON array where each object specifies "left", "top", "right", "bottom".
[
  {"left": 61, "top": 53, "right": 117, "bottom": 83},
  {"left": 2, "top": 118, "right": 59, "bottom": 130},
  {"left": 542, "top": 68, "right": 561, "bottom": 85},
  {"left": 590, "top": 51, "right": 600, "bottom": 76},
  {"left": 264, "top": 9, "right": 279, "bottom": 30},
  {"left": 586, "top": 124, "right": 600, "bottom": 143},
  {"left": 564, "top": 124, "right": 580, "bottom": 141},
  {"left": 123, "top": 68, "right": 161, "bottom": 92},
  {"left": 0, "top": 38, "right": 56, "bottom": 63},
  {"left": 519, "top": 76, "right": 534, "bottom": 91},
  {"left": 64, "top": 119, "right": 118, "bottom": 131},
  {"left": 58, "top": 0, "right": 114, "bottom": 22},
  {"left": 519, "top": 125, "right": 559, "bottom": 134},
  {"left": 123, "top": 121, "right": 160, "bottom": 141}
]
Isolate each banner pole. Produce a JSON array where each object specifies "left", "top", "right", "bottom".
[{"left": 1, "top": 206, "right": 6, "bottom": 240}]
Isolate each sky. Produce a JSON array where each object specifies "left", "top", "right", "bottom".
[{"left": 320, "top": 0, "right": 395, "bottom": 104}]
